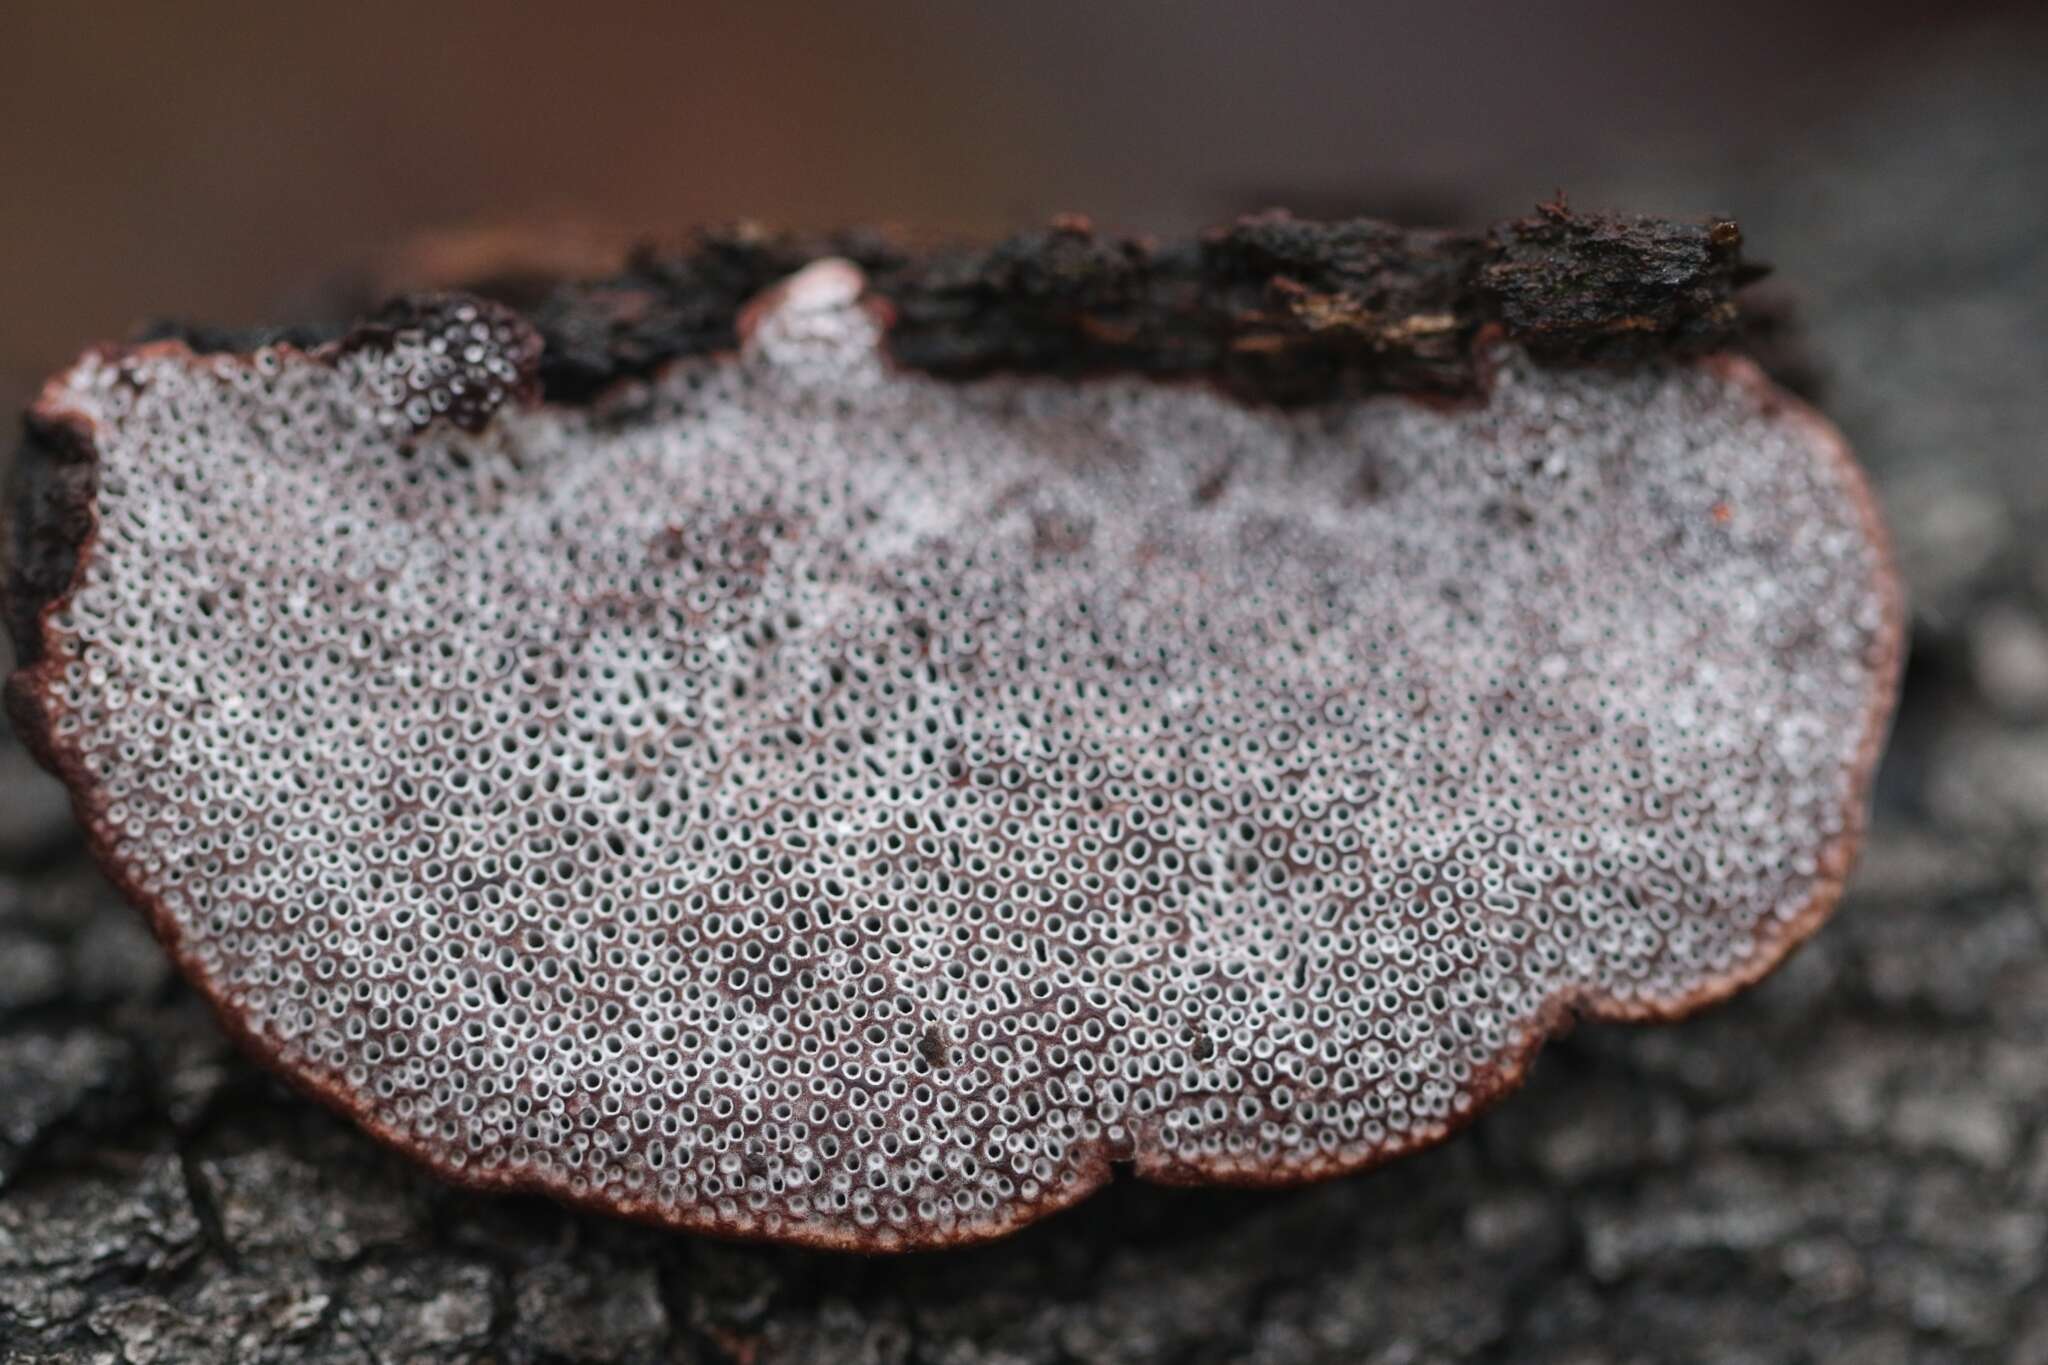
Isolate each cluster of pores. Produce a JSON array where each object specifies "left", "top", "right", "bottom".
[{"left": 21, "top": 262, "right": 1895, "bottom": 1248}]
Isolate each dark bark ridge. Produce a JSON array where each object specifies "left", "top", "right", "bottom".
[
  {"left": 135, "top": 203, "right": 1759, "bottom": 407},
  {"left": 483, "top": 203, "right": 1759, "bottom": 404}
]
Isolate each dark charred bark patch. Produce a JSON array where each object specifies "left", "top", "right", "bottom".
[
  {"left": 134, "top": 205, "right": 1762, "bottom": 409},
  {"left": 4, "top": 416, "right": 98, "bottom": 671}
]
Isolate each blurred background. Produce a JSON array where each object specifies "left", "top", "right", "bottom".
[
  {"left": 3, "top": 4, "right": 2047, "bottom": 1362},
  {"left": 0, "top": 2, "right": 2028, "bottom": 379}
]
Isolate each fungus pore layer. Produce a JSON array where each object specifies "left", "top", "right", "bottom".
[{"left": 8, "top": 260, "right": 1900, "bottom": 1250}]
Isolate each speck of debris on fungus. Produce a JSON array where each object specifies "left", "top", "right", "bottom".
[{"left": 5, "top": 216, "right": 1901, "bottom": 1251}]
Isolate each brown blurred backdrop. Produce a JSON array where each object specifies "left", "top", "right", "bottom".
[{"left": 0, "top": 0, "right": 2020, "bottom": 400}]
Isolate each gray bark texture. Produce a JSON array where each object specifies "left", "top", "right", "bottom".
[{"left": 3, "top": 19, "right": 2047, "bottom": 1364}]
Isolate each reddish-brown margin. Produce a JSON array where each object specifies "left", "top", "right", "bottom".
[{"left": 3, "top": 293, "right": 1905, "bottom": 1252}]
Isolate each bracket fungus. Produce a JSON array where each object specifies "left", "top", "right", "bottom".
[{"left": 5, "top": 211, "right": 1902, "bottom": 1250}]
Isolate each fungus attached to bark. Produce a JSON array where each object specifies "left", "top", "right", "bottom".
[{"left": 5, "top": 212, "right": 1902, "bottom": 1251}]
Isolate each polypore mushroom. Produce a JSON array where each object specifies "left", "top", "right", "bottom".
[{"left": 5, "top": 211, "right": 1902, "bottom": 1250}]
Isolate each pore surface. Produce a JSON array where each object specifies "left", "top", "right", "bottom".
[{"left": 20, "top": 270, "right": 1895, "bottom": 1248}]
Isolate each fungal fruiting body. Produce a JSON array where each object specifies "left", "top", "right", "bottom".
[{"left": 6, "top": 249, "right": 1900, "bottom": 1250}]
